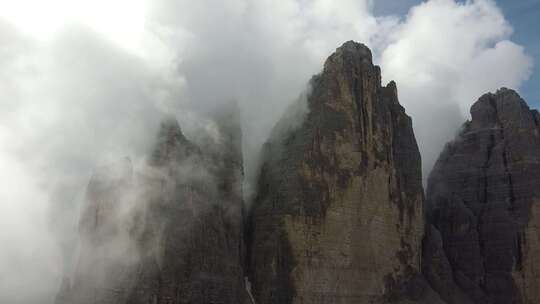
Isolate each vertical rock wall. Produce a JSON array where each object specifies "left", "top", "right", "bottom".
[
  {"left": 425, "top": 88, "right": 540, "bottom": 304},
  {"left": 247, "top": 41, "right": 428, "bottom": 304}
]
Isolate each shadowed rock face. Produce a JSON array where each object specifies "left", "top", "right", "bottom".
[
  {"left": 246, "top": 41, "right": 433, "bottom": 304},
  {"left": 425, "top": 88, "right": 540, "bottom": 304},
  {"left": 56, "top": 108, "right": 248, "bottom": 304}
]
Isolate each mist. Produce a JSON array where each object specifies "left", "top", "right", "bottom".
[{"left": 0, "top": 0, "right": 533, "bottom": 303}]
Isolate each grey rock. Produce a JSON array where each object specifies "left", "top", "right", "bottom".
[
  {"left": 425, "top": 88, "right": 540, "bottom": 304},
  {"left": 56, "top": 106, "right": 248, "bottom": 304}
]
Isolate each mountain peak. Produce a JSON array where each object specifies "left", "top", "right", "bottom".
[
  {"left": 158, "top": 115, "right": 186, "bottom": 141},
  {"left": 249, "top": 40, "right": 427, "bottom": 304},
  {"left": 426, "top": 88, "right": 540, "bottom": 304},
  {"left": 323, "top": 40, "right": 374, "bottom": 73},
  {"left": 470, "top": 88, "right": 532, "bottom": 130},
  {"left": 336, "top": 40, "right": 372, "bottom": 60},
  {"left": 150, "top": 116, "right": 196, "bottom": 165}
]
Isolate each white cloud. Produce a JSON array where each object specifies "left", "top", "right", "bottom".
[
  {"left": 0, "top": 151, "right": 62, "bottom": 304},
  {"left": 381, "top": 0, "right": 533, "bottom": 176},
  {"left": 0, "top": 24, "right": 185, "bottom": 304}
]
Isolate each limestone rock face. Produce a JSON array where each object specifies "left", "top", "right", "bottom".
[
  {"left": 422, "top": 225, "right": 474, "bottom": 304},
  {"left": 56, "top": 110, "right": 248, "bottom": 304},
  {"left": 425, "top": 89, "right": 540, "bottom": 304},
  {"left": 247, "top": 41, "right": 429, "bottom": 304}
]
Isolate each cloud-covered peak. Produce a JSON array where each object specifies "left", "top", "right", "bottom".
[{"left": 0, "top": 1, "right": 534, "bottom": 303}]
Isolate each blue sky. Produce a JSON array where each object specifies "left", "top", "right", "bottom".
[
  {"left": 497, "top": 0, "right": 540, "bottom": 108},
  {"left": 375, "top": 0, "right": 540, "bottom": 108}
]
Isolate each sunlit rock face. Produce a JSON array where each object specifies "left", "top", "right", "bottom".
[
  {"left": 246, "top": 41, "right": 437, "bottom": 304},
  {"left": 425, "top": 89, "right": 540, "bottom": 304},
  {"left": 56, "top": 107, "right": 248, "bottom": 304}
]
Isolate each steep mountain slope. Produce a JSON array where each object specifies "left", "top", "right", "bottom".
[
  {"left": 56, "top": 109, "right": 248, "bottom": 304},
  {"left": 425, "top": 88, "right": 540, "bottom": 304},
  {"left": 247, "top": 41, "right": 437, "bottom": 304}
]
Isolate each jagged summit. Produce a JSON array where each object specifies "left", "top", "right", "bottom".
[
  {"left": 425, "top": 89, "right": 540, "bottom": 304},
  {"left": 468, "top": 88, "right": 538, "bottom": 130},
  {"left": 150, "top": 116, "right": 198, "bottom": 165},
  {"left": 331, "top": 40, "right": 373, "bottom": 62},
  {"left": 57, "top": 110, "right": 248, "bottom": 304},
  {"left": 155, "top": 116, "right": 187, "bottom": 144},
  {"left": 322, "top": 41, "right": 376, "bottom": 78},
  {"left": 247, "top": 42, "right": 436, "bottom": 304}
]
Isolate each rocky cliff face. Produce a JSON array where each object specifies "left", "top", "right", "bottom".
[
  {"left": 246, "top": 41, "right": 434, "bottom": 304},
  {"left": 56, "top": 108, "right": 248, "bottom": 304},
  {"left": 425, "top": 88, "right": 540, "bottom": 304},
  {"left": 55, "top": 41, "right": 538, "bottom": 304}
]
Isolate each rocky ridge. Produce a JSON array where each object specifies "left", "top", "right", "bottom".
[{"left": 424, "top": 88, "right": 540, "bottom": 304}]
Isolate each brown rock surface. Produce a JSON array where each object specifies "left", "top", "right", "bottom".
[
  {"left": 425, "top": 88, "right": 540, "bottom": 304},
  {"left": 247, "top": 41, "right": 433, "bottom": 304}
]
